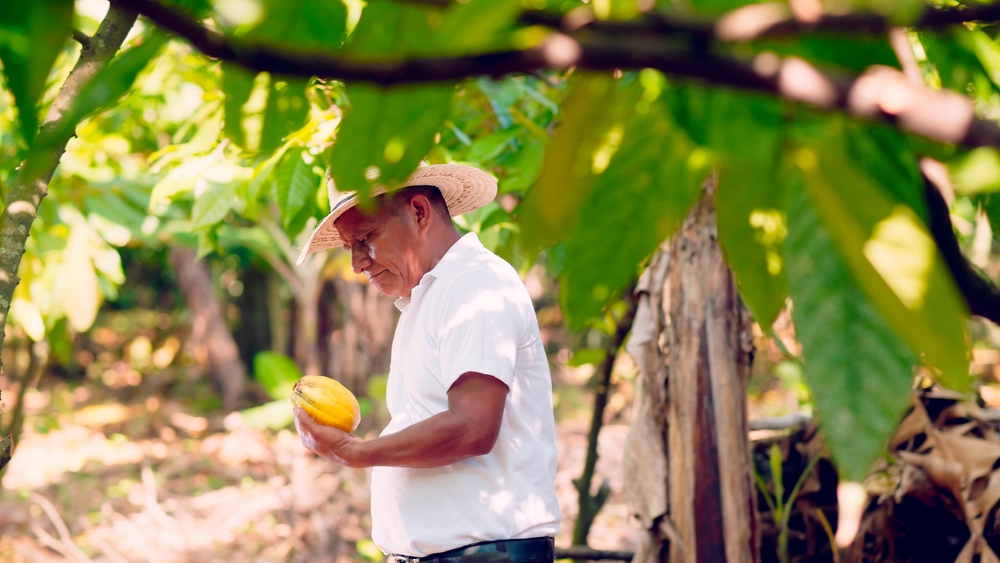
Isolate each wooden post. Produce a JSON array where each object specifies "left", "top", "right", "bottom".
[{"left": 623, "top": 179, "right": 759, "bottom": 563}]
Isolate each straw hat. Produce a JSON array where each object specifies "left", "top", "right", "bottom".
[{"left": 296, "top": 163, "right": 498, "bottom": 264}]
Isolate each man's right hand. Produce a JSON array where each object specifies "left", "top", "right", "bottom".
[{"left": 293, "top": 406, "right": 365, "bottom": 467}]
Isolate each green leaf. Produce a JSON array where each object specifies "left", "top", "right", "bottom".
[
  {"left": 56, "top": 32, "right": 169, "bottom": 139},
  {"left": 253, "top": 351, "right": 302, "bottom": 400},
  {"left": 272, "top": 149, "right": 319, "bottom": 228},
  {"left": 195, "top": 228, "right": 221, "bottom": 260},
  {"left": 559, "top": 96, "right": 711, "bottom": 328},
  {"left": 241, "top": 148, "right": 287, "bottom": 220},
  {"left": 520, "top": 73, "right": 641, "bottom": 255},
  {"left": 949, "top": 147, "right": 1000, "bottom": 196},
  {"left": 191, "top": 181, "right": 238, "bottom": 230},
  {"left": 326, "top": 83, "right": 454, "bottom": 198},
  {"left": 707, "top": 93, "right": 788, "bottom": 328},
  {"left": 324, "top": 1, "right": 455, "bottom": 199},
  {"left": 434, "top": 0, "right": 523, "bottom": 54},
  {"left": 501, "top": 137, "right": 545, "bottom": 194},
  {"left": 919, "top": 29, "right": 994, "bottom": 97},
  {"left": 785, "top": 190, "right": 916, "bottom": 482},
  {"left": 259, "top": 78, "right": 309, "bottom": 154},
  {"left": 793, "top": 145, "right": 971, "bottom": 390},
  {"left": 221, "top": 62, "right": 257, "bottom": 148},
  {"left": 0, "top": 0, "right": 73, "bottom": 144},
  {"left": 979, "top": 192, "right": 1000, "bottom": 242},
  {"left": 567, "top": 348, "right": 606, "bottom": 367},
  {"left": 844, "top": 123, "right": 926, "bottom": 219},
  {"left": 470, "top": 128, "right": 518, "bottom": 164},
  {"left": 345, "top": 1, "right": 438, "bottom": 57},
  {"left": 150, "top": 157, "right": 216, "bottom": 211},
  {"left": 240, "top": 399, "right": 294, "bottom": 430},
  {"left": 248, "top": 0, "right": 348, "bottom": 50}
]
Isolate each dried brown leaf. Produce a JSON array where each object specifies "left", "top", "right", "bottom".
[
  {"left": 898, "top": 450, "right": 965, "bottom": 507},
  {"left": 933, "top": 432, "right": 1000, "bottom": 484},
  {"left": 890, "top": 406, "right": 928, "bottom": 451}
]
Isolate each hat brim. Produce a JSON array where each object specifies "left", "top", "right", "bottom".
[{"left": 296, "top": 164, "right": 498, "bottom": 265}]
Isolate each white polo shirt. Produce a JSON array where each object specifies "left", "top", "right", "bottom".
[{"left": 370, "top": 232, "right": 562, "bottom": 557}]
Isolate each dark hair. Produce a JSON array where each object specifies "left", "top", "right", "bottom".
[{"left": 386, "top": 185, "right": 450, "bottom": 219}]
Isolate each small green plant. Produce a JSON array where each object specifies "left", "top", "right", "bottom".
[{"left": 754, "top": 443, "right": 821, "bottom": 563}]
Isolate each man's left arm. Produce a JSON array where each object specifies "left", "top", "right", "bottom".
[{"left": 294, "top": 371, "right": 509, "bottom": 469}]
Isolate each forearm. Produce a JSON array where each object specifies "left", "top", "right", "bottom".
[{"left": 347, "top": 410, "right": 497, "bottom": 469}]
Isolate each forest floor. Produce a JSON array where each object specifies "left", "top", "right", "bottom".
[{"left": 0, "top": 384, "right": 644, "bottom": 563}]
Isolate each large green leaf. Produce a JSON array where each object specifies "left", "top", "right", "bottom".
[
  {"left": 434, "top": 0, "right": 523, "bottom": 54},
  {"left": 785, "top": 190, "right": 917, "bottom": 483},
  {"left": 344, "top": 1, "right": 438, "bottom": 57},
  {"left": 559, "top": 96, "right": 710, "bottom": 328},
  {"left": 253, "top": 352, "right": 302, "bottom": 400},
  {"left": 247, "top": 0, "right": 348, "bottom": 50},
  {"left": 794, "top": 145, "right": 971, "bottom": 390},
  {"left": 325, "top": 2, "right": 454, "bottom": 199},
  {"left": 56, "top": 32, "right": 168, "bottom": 140},
  {"left": 221, "top": 62, "right": 257, "bottom": 149},
  {"left": 519, "top": 73, "right": 641, "bottom": 254},
  {"left": 0, "top": 0, "right": 73, "bottom": 144},
  {"left": 703, "top": 92, "right": 788, "bottom": 328},
  {"left": 259, "top": 78, "right": 309, "bottom": 154},
  {"left": 272, "top": 149, "right": 320, "bottom": 229},
  {"left": 326, "top": 83, "right": 454, "bottom": 198}
]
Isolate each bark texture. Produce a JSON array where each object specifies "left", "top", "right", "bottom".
[
  {"left": 170, "top": 246, "right": 247, "bottom": 410},
  {"left": 623, "top": 181, "right": 759, "bottom": 563},
  {"left": 0, "top": 3, "right": 138, "bottom": 374}
]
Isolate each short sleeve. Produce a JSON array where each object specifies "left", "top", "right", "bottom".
[{"left": 435, "top": 270, "right": 525, "bottom": 391}]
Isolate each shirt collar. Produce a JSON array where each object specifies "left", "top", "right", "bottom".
[{"left": 393, "top": 232, "right": 483, "bottom": 312}]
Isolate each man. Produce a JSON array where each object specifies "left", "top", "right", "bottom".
[{"left": 292, "top": 163, "right": 562, "bottom": 563}]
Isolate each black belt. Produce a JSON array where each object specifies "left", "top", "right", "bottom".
[{"left": 393, "top": 537, "right": 555, "bottom": 563}]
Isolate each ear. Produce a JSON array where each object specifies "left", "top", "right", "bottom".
[{"left": 409, "top": 194, "right": 434, "bottom": 234}]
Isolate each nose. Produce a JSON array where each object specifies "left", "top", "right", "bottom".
[{"left": 350, "top": 243, "right": 372, "bottom": 274}]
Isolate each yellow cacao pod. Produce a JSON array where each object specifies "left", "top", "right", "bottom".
[{"left": 291, "top": 375, "right": 361, "bottom": 432}]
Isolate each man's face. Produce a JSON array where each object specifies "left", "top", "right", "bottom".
[{"left": 334, "top": 204, "right": 420, "bottom": 297}]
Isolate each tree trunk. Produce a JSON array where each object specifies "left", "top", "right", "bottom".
[
  {"left": 623, "top": 179, "right": 759, "bottom": 563},
  {"left": 0, "top": 4, "right": 138, "bottom": 375},
  {"left": 170, "top": 246, "right": 247, "bottom": 410}
]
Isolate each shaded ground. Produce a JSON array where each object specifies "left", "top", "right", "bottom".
[{"left": 0, "top": 389, "right": 641, "bottom": 563}]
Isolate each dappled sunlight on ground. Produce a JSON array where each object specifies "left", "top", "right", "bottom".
[{"left": 0, "top": 391, "right": 639, "bottom": 563}]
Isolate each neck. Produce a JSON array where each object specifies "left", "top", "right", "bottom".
[
  {"left": 404, "top": 226, "right": 462, "bottom": 297},
  {"left": 425, "top": 228, "right": 462, "bottom": 272}
]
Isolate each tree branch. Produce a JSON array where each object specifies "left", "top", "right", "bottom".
[
  {"left": 520, "top": 2, "right": 1000, "bottom": 43},
  {"left": 118, "top": 0, "right": 1000, "bottom": 150},
  {"left": 923, "top": 175, "right": 1000, "bottom": 325},
  {"left": 0, "top": 6, "right": 137, "bottom": 379}
]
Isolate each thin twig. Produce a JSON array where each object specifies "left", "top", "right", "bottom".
[{"left": 71, "top": 28, "right": 92, "bottom": 48}]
